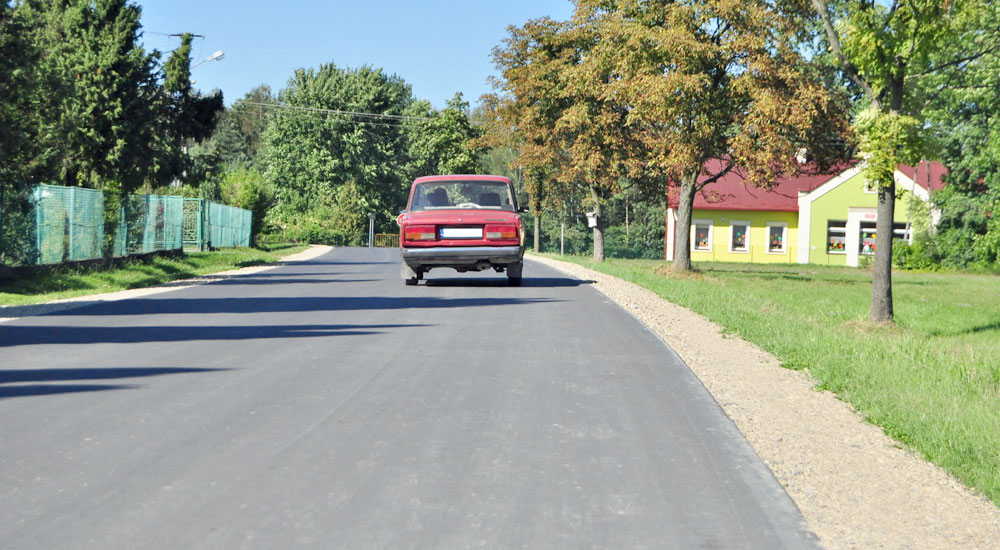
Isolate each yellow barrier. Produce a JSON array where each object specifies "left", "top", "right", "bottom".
[{"left": 374, "top": 233, "right": 399, "bottom": 248}]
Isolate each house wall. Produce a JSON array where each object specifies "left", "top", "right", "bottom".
[
  {"left": 687, "top": 209, "right": 798, "bottom": 263},
  {"left": 806, "top": 170, "right": 918, "bottom": 266}
]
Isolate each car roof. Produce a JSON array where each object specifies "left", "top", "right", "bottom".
[{"left": 413, "top": 174, "right": 512, "bottom": 184}]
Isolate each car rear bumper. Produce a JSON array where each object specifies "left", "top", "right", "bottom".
[{"left": 402, "top": 246, "right": 523, "bottom": 268}]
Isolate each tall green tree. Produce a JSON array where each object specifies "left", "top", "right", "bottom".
[
  {"left": 404, "top": 93, "right": 481, "bottom": 178},
  {"left": 0, "top": 3, "right": 36, "bottom": 185},
  {"left": 262, "top": 63, "right": 413, "bottom": 231},
  {"left": 18, "top": 0, "right": 161, "bottom": 193},
  {"left": 16, "top": 0, "right": 164, "bottom": 257},
  {"left": 0, "top": 3, "right": 41, "bottom": 265},
  {"left": 211, "top": 85, "right": 276, "bottom": 168},
  {"left": 156, "top": 32, "right": 224, "bottom": 187},
  {"left": 812, "top": 0, "right": 996, "bottom": 322},
  {"left": 920, "top": 2, "right": 1000, "bottom": 267}
]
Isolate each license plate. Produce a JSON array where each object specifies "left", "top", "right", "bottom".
[{"left": 440, "top": 227, "right": 482, "bottom": 239}]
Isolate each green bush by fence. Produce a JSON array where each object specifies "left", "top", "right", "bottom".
[
  {"left": 0, "top": 184, "right": 252, "bottom": 267},
  {"left": 34, "top": 185, "right": 104, "bottom": 264}
]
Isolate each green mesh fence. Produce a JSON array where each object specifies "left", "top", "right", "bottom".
[
  {"left": 114, "top": 194, "right": 185, "bottom": 256},
  {"left": 207, "top": 202, "right": 252, "bottom": 248},
  {"left": 1, "top": 185, "right": 252, "bottom": 268},
  {"left": 33, "top": 184, "right": 104, "bottom": 264},
  {"left": 182, "top": 198, "right": 206, "bottom": 250}
]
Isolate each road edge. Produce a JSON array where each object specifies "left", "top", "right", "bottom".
[{"left": 526, "top": 253, "right": 1000, "bottom": 550}]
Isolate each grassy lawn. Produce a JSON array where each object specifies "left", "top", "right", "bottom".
[
  {"left": 544, "top": 254, "right": 1000, "bottom": 506},
  {"left": 0, "top": 243, "right": 310, "bottom": 307}
]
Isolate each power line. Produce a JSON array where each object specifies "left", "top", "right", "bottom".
[{"left": 243, "top": 101, "right": 435, "bottom": 125}]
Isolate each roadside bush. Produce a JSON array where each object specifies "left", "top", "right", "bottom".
[
  {"left": 892, "top": 239, "right": 941, "bottom": 271},
  {"left": 219, "top": 166, "right": 275, "bottom": 246},
  {"left": 604, "top": 224, "right": 663, "bottom": 259},
  {"left": 263, "top": 180, "right": 366, "bottom": 246}
]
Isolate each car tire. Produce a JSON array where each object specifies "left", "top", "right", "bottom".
[
  {"left": 507, "top": 262, "right": 523, "bottom": 286},
  {"left": 401, "top": 261, "right": 419, "bottom": 283}
]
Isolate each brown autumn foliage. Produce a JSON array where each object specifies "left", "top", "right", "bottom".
[{"left": 483, "top": 0, "right": 850, "bottom": 265}]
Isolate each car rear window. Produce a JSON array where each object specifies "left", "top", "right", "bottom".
[{"left": 410, "top": 180, "right": 514, "bottom": 212}]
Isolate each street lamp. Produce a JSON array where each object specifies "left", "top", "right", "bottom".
[{"left": 191, "top": 50, "right": 224, "bottom": 69}]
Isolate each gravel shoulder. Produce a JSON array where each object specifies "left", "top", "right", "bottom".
[{"left": 529, "top": 254, "right": 1000, "bottom": 550}]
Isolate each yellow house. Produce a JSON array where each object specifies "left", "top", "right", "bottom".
[{"left": 664, "top": 161, "right": 945, "bottom": 265}]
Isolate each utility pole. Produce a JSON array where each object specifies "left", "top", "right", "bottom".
[{"left": 368, "top": 213, "right": 375, "bottom": 248}]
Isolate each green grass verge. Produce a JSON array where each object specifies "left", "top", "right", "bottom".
[
  {"left": 0, "top": 243, "right": 311, "bottom": 307},
  {"left": 541, "top": 254, "right": 1000, "bottom": 506}
]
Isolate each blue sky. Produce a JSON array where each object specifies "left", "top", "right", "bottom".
[{"left": 138, "top": 1, "right": 574, "bottom": 109}]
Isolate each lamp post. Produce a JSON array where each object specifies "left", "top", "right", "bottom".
[
  {"left": 368, "top": 213, "right": 376, "bottom": 248},
  {"left": 192, "top": 50, "right": 225, "bottom": 69}
]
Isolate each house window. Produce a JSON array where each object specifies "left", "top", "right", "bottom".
[
  {"left": 864, "top": 180, "right": 878, "bottom": 194},
  {"left": 693, "top": 220, "right": 712, "bottom": 251},
  {"left": 767, "top": 222, "right": 787, "bottom": 254},
  {"left": 730, "top": 221, "right": 750, "bottom": 252},
  {"left": 827, "top": 220, "right": 847, "bottom": 254},
  {"left": 861, "top": 222, "right": 912, "bottom": 255},
  {"left": 860, "top": 222, "right": 877, "bottom": 255}
]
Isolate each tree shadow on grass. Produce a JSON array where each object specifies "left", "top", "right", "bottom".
[{"left": 926, "top": 320, "right": 1000, "bottom": 337}]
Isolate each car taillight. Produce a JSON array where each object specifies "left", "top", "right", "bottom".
[
  {"left": 485, "top": 224, "right": 518, "bottom": 240},
  {"left": 404, "top": 225, "right": 436, "bottom": 241}
]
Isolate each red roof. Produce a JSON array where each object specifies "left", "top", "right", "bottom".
[
  {"left": 900, "top": 161, "right": 947, "bottom": 193},
  {"left": 667, "top": 160, "right": 946, "bottom": 212},
  {"left": 667, "top": 160, "right": 852, "bottom": 212}
]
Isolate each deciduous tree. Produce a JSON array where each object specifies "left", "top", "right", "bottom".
[
  {"left": 812, "top": 0, "right": 996, "bottom": 322},
  {"left": 262, "top": 63, "right": 412, "bottom": 231},
  {"left": 211, "top": 84, "right": 276, "bottom": 168},
  {"left": 404, "top": 93, "right": 481, "bottom": 178},
  {"left": 580, "top": 0, "right": 847, "bottom": 271},
  {"left": 486, "top": 16, "right": 634, "bottom": 261}
]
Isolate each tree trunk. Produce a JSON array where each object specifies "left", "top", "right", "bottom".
[
  {"left": 591, "top": 185, "right": 604, "bottom": 262},
  {"left": 671, "top": 172, "right": 698, "bottom": 272},
  {"left": 870, "top": 84, "right": 904, "bottom": 324},
  {"left": 533, "top": 210, "right": 541, "bottom": 253},
  {"left": 870, "top": 183, "right": 895, "bottom": 323}
]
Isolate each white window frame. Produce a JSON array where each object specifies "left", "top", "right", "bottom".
[
  {"left": 863, "top": 179, "right": 878, "bottom": 194},
  {"left": 766, "top": 222, "right": 788, "bottom": 254},
  {"left": 827, "top": 220, "right": 847, "bottom": 255},
  {"left": 729, "top": 220, "right": 750, "bottom": 253},
  {"left": 692, "top": 219, "right": 713, "bottom": 252},
  {"left": 859, "top": 221, "right": 877, "bottom": 256}
]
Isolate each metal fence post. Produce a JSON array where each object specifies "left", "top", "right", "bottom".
[
  {"left": 67, "top": 186, "right": 76, "bottom": 261},
  {"left": 200, "top": 199, "right": 206, "bottom": 250},
  {"left": 34, "top": 187, "right": 42, "bottom": 265}
]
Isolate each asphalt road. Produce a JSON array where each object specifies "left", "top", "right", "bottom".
[{"left": 0, "top": 247, "right": 818, "bottom": 549}]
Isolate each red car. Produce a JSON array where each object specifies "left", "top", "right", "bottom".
[{"left": 397, "top": 175, "right": 526, "bottom": 285}]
